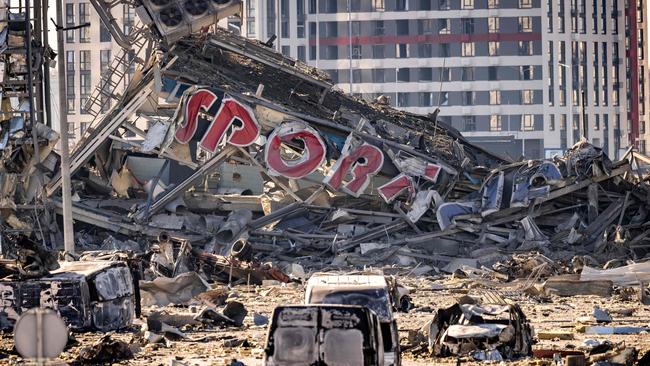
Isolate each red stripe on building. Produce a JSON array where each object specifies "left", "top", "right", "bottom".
[{"left": 310, "top": 33, "right": 541, "bottom": 46}]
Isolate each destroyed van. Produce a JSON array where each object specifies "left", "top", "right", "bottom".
[
  {"left": 263, "top": 305, "right": 385, "bottom": 366},
  {"left": 305, "top": 274, "right": 401, "bottom": 366}
]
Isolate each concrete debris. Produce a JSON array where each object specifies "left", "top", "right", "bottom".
[
  {"left": 140, "top": 272, "right": 210, "bottom": 307},
  {"left": 76, "top": 334, "right": 135, "bottom": 364}
]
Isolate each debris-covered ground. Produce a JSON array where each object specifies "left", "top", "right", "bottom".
[{"left": 0, "top": 274, "right": 648, "bottom": 365}]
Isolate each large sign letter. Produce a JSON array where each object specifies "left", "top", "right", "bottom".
[
  {"left": 175, "top": 89, "right": 219, "bottom": 143},
  {"left": 199, "top": 98, "right": 260, "bottom": 152},
  {"left": 323, "top": 136, "right": 384, "bottom": 197},
  {"left": 265, "top": 122, "right": 326, "bottom": 179},
  {"left": 377, "top": 174, "right": 415, "bottom": 203}
]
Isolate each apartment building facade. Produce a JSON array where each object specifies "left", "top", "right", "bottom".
[
  {"left": 62, "top": 1, "right": 137, "bottom": 145},
  {"left": 240, "top": 0, "right": 649, "bottom": 159}
]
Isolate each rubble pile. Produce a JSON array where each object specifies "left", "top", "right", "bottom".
[{"left": 29, "top": 29, "right": 650, "bottom": 278}]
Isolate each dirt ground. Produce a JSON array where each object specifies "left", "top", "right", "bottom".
[{"left": 1, "top": 275, "right": 649, "bottom": 365}]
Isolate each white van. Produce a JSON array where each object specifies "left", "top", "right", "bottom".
[{"left": 305, "top": 274, "right": 401, "bottom": 366}]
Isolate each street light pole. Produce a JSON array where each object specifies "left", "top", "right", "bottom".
[{"left": 56, "top": 0, "right": 75, "bottom": 256}]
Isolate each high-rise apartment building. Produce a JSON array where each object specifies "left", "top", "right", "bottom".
[
  {"left": 62, "top": 1, "right": 137, "bottom": 144},
  {"left": 239, "top": 0, "right": 648, "bottom": 159}
]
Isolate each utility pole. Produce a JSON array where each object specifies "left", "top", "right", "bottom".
[{"left": 56, "top": 0, "right": 75, "bottom": 256}]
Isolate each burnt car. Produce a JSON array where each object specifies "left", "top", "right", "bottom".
[
  {"left": 263, "top": 305, "right": 384, "bottom": 366},
  {"left": 305, "top": 274, "right": 401, "bottom": 366},
  {"left": 0, "top": 261, "right": 136, "bottom": 330},
  {"left": 424, "top": 296, "right": 533, "bottom": 361}
]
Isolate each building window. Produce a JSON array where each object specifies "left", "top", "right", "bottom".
[
  {"left": 396, "top": 20, "right": 409, "bottom": 35},
  {"left": 418, "top": 19, "right": 434, "bottom": 34},
  {"left": 490, "top": 115, "right": 502, "bottom": 131},
  {"left": 372, "top": 45, "right": 385, "bottom": 59},
  {"left": 246, "top": 0, "right": 256, "bottom": 35},
  {"left": 420, "top": 92, "right": 433, "bottom": 107},
  {"left": 488, "top": 66, "right": 497, "bottom": 80},
  {"left": 372, "top": 69, "right": 385, "bottom": 82},
  {"left": 397, "top": 92, "right": 409, "bottom": 107},
  {"left": 439, "top": 0, "right": 450, "bottom": 9},
  {"left": 372, "top": 0, "right": 385, "bottom": 11},
  {"left": 100, "top": 21, "right": 112, "bottom": 42},
  {"left": 462, "top": 91, "right": 474, "bottom": 105},
  {"left": 461, "top": 67, "right": 474, "bottom": 81},
  {"left": 266, "top": 0, "right": 277, "bottom": 38},
  {"left": 351, "top": 44, "right": 362, "bottom": 59},
  {"left": 350, "top": 0, "right": 361, "bottom": 11},
  {"left": 522, "top": 90, "right": 534, "bottom": 104},
  {"left": 549, "top": 114, "right": 556, "bottom": 130},
  {"left": 519, "top": 41, "right": 533, "bottom": 56},
  {"left": 440, "top": 91, "right": 449, "bottom": 105},
  {"left": 522, "top": 114, "right": 535, "bottom": 131},
  {"left": 419, "top": 68, "right": 433, "bottom": 81},
  {"left": 65, "top": 4, "right": 75, "bottom": 43},
  {"left": 396, "top": 0, "right": 409, "bottom": 10},
  {"left": 439, "top": 67, "right": 451, "bottom": 81},
  {"left": 519, "top": 0, "right": 532, "bottom": 8},
  {"left": 519, "top": 16, "right": 532, "bottom": 32},
  {"left": 595, "top": 114, "right": 600, "bottom": 130},
  {"left": 309, "top": 45, "right": 316, "bottom": 60},
  {"left": 80, "top": 72, "right": 91, "bottom": 114},
  {"left": 397, "top": 68, "right": 410, "bottom": 82},
  {"left": 66, "top": 51, "right": 75, "bottom": 72},
  {"left": 297, "top": 46, "right": 306, "bottom": 61},
  {"left": 490, "top": 90, "right": 501, "bottom": 105},
  {"left": 296, "top": 0, "right": 305, "bottom": 38},
  {"left": 489, "top": 41, "right": 499, "bottom": 56},
  {"left": 67, "top": 122, "right": 75, "bottom": 137},
  {"left": 461, "top": 42, "right": 475, "bottom": 57},
  {"left": 462, "top": 18, "right": 474, "bottom": 34},
  {"left": 488, "top": 0, "right": 499, "bottom": 8},
  {"left": 396, "top": 44, "right": 409, "bottom": 58},
  {"left": 374, "top": 20, "right": 385, "bottom": 35},
  {"left": 281, "top": 46, "right": 290, "bottom": 57},
  {"left": 280, "top": 0, "right": 290, "bottom": 38},
  {"left": 309, "top": 0, "right": 317, "bottom": 13},
  {"left": 462, "top": 0, "right": 474, "bottom": 9},
  {"left": 66, "top": 72, "right": 75, "bottom": 112},
  {"left": 439, "top": 43, "right": 450, "bottom": 57},
  {"left": 79, "top": 50, "right": 91, "bottom": 71},
  {"left": 419, "top": 43, "right": 432, "bottom": 57},
  {"left": 438, "top": 19, "right": 450, "bottom": 34},
  {"left": 548, "top": 0, "right": 554, "bottom": 32},
  {"left": 100, "top": 94, "right": 111, "bottom": 113},
  {"left": 464, "top": 116, "right": 476, "bottom": 131},
  {"left": 79, "top": 3, "right": 90, "bottom": 42},
  {"left": 123, "top": 5, "right": 134, "bottom": 36},
  {"left": 488, "top": 17, "right": 499, "bottom": 33}
]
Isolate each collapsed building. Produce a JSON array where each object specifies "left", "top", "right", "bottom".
[{"left": 33, "top": 27, "right": 650, "bottom": 272}]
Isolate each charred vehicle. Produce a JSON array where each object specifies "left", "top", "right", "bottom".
[
  {"left": 263, "top": 305, "right": 384, "bottom": 366},
  {"left": 305, "top": 274, "right": 401, "bottom": 366},
  {"left": 0, "top": 260, "right": 136, "bottom": 330},
  {"left": 424, "top": 296, "right": 533, "bottom": 361}
]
